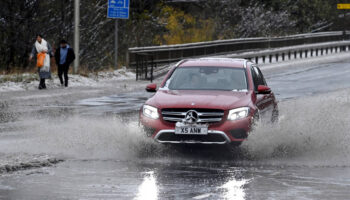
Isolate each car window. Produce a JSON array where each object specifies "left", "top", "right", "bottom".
[
  {"left": 251, "top": 66, "right": 266, "bottom": 90},
  {"left": 165, "top": 67, "right": 248, "bottom": 91},
  {"left": 251, "top": 67, "right": 259, "bottom": 91},
  {"left": 256, "top": 67, "right": 267, "bottom": 86}
]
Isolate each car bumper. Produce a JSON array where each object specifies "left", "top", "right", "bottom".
[
  {"left": 140, "top": 113, "right": 253, "bottom": 144},
  {"left": 154, "top": 129, "right": 230, "bottom": 144}
]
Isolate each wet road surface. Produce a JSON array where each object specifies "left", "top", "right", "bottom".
[
  {"left": 1, "top": 59, "right": 350, "bottom": 199},
  {"left": 2, "top": 160, "right": 350, "bottom": 200}
]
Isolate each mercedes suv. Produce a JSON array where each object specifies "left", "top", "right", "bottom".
[{"left": 139, "top": 58, "right": 278, "bottom": 146}]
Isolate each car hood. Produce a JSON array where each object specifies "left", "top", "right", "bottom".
[{"left": 146, "top": 89, "right": 252, "bottom": 110}]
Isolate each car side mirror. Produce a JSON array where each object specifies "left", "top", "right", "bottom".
[
  {"left": 146, "top": 83, "right": 157, "bottom": 92},
  {"left": 257, "top": 85, "right": 271, "bottom": 94}
]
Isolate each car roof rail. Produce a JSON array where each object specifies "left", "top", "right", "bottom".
[
  {"left": 174, "top": 59, "right": 189, "bottom": 68},
  {"left": 244, "top": 59, "right": 249, "bottom": 68}
]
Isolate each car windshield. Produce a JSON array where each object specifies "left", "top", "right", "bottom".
[{"left": 164, "top": 67, "right": 248, "bottom": 91}]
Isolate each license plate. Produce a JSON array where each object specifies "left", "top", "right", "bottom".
[{"left": 175, "top": 123, "right": 208, "bottom": 135}]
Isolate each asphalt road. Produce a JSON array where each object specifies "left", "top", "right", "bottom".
[{"left": 1, "top": 58, "right": 350, "bottom": 200}]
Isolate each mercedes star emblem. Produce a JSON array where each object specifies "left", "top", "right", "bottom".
[{"left": 184, "top": 110, "right": 199, "bottom": 124}]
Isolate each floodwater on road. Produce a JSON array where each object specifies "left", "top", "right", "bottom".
[
  {"left": 2, "top": 159, "right": 350, "bottom": 200},
  {"left": 75, "top": 92, "right": 153, "bottom": 116},
  {"left": 1, "top": 59, "right": 350, "bottom": 199}
]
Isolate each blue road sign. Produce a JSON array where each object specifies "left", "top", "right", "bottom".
[{"left": 107, "top": 0, "right": 129, "bottom": 19}]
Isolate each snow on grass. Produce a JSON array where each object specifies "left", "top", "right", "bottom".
[{"left": 0, "top": 67, "right": 135, "bottom": 92}]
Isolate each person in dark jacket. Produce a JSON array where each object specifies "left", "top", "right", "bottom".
[{"left": 55, "top": 40, "right": 75, "bottom": 87}]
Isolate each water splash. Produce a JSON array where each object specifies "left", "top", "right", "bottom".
[
  {"left": 1, "top": 89, "right": 350, "bottom": 167},
  {"left": 0, "top": 115, "right": 164, "bottom": 160},
  {"left": 243, "top": 90, "right": 350, "bottom": 166}
]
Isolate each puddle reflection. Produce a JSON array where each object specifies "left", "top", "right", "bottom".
[
  {"left": 135, "top": 171, "right": 158, "bottom": 200},
  {"left": 133, "top": 164, "right": 250, "bottom": 200},
  {"left": 218, "top": 178, "right": 249, "bottom": 200}
]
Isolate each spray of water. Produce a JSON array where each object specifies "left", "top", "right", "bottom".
[
  {"left": 1, "top": 89, "right": 350, "bottom": 167},
  {"left": 243, "top": 89, "right": 350, "bottom": 166},
  {"left": 0, "top": 115, "right": 166, "bottom": 160}
]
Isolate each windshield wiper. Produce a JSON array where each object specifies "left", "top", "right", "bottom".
[{"left": 232, "top": 89, "right": 248, "bottom": 92}]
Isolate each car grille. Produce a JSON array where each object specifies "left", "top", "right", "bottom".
[
  {"left": 157, "top": 132, "right": 227, "bottom": 143},
  {"left": 161, "top": 108, "right": 224, "bottom": 123}
]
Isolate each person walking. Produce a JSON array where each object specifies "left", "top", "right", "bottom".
[
  {"left": 29, "top": 34, "right": 53, "bottom": 90},
  {"left": 55, "top": 40, "right": 75, "bottom": 87}
]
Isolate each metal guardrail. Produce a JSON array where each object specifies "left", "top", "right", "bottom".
[
  {"left": 222, "top": 40, "right": 350, "bottom": 63},
  {"left": 128, "top": 31, "right": 350, "bottom": 81},
  {"left": 134, "top": 53, "right": 156, "bottom": 82}
]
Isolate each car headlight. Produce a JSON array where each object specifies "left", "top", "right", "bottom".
[
  {"left": 143, "top": 105, "right": 159, "bottom": 119},
  {"left": 227, "top": 107, "right": 250, "bottom": 121}
]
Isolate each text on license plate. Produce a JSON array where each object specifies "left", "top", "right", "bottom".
[{"left": 175, "top": 126, "right": 208, "bottom": 135}]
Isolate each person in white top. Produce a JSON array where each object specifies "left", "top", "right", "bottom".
[{"left": 29, "top": 34, "right": 53, "bottom": 90}]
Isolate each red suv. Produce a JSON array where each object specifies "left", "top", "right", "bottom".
[{"left": 139, "top": 58, "right": 278, "bottom": 146}]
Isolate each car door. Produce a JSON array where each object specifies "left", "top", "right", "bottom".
[{"left": 251, "top": 65, "right": 275, "bottom": 121}]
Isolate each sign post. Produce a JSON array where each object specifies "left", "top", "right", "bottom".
[
  {"left": 74, "top": 0, "right": 80, "bottom": 74},
  {"left": 108, "top": 0, "right": 130, "bottom": 69}
]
